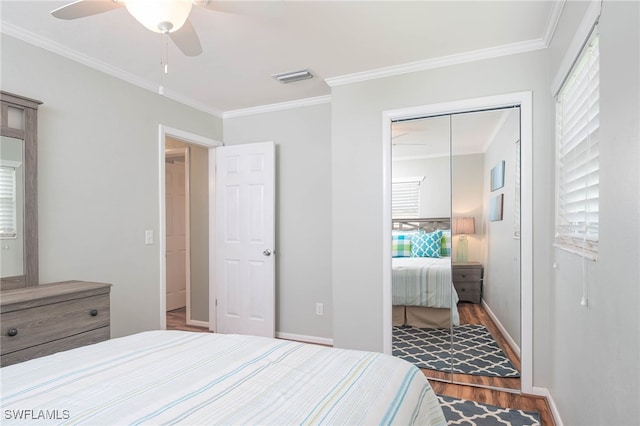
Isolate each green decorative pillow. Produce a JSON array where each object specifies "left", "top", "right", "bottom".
[
  {"left": 392, "top": 234, "right": 412, "bottom": 257},
  {"left": 440, "top": 230, "right": 452, "bottom": 257},
  {"left": 410, "top": 230, "right": 443, "bottom": 258}
]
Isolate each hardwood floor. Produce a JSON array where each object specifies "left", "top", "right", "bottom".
[
  {"left": 421, "top": 302, "right": 521, "bottom": 390},
  {"left": 166, "top": 307, "right": 211, "bottom": 333},
  {"left": 429, "top": 380, "right": 555, "bottom": 425}
]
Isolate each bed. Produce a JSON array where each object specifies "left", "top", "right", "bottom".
[
  {"left": 392, "top": 218, "right": 460, "bottom": 329},
  {"left": 0, "top": 330, "right": 446, "bottom": 425}
]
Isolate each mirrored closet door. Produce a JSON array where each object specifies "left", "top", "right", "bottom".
[{"left": 390, "top": 106, "right": 522, "bottom": 392}]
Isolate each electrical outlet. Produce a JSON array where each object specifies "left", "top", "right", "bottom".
[{"left": 315, "top": 303, "right": 324, "bottom": 316}]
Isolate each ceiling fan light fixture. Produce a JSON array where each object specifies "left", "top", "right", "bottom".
[
  {"left": 125, "top": 0, "right": 192, "bottom": 33},
  {"left": 272, "top": 69, "right": 314, "bottom": 84}
]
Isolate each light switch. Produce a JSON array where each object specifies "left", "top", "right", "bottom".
[{"left": 145, "top": 230, "right": 154, "bottom": 245}]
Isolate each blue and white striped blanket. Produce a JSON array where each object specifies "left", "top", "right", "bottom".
[
  {"left": 1, "top": 331, "right": 446, "bottom": 425},
  {"left": 392, "top": 257, "right": 458, "bottom": 308}
]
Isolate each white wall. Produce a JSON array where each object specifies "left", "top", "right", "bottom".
[
  {"left": 1, "top": 34, "right": 222, "bottom": 337},
  {"left": 546, "top": 2, "right": 640, "bottom": 424},
  {"left": 481, "top": 110, "right": 521, "bottom": 349},
  {"left": 223, "top": 103, "right": 333, "bottom": 340},
  {"left": 451, "top": 153, "right": 484, "bottom": 262},
  {"left": 392, "top": 156, "right": 451, "bottom": 218}
]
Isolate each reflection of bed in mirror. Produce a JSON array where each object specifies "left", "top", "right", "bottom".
[{"left": 392, "top": 218, "right": 459, "bottom": 329}]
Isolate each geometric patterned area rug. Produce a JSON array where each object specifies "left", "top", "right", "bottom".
[
  {"left": 393, "top": 324, "right": 520, "bottom": 377},
  {"left": 437, "top": 395, "right": 540, "bottom": 426}
]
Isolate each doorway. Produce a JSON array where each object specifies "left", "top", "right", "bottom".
[
  {"left": 165, "top": 147, "right": 189, "bottom": 315},
  {"left": 158, "top": 125, "right": 222, "bottom": 331},
  {"left": 382, "top": 92, "right": 533, "bottom": 394}
]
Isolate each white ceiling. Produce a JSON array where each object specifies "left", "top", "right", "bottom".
[
  {"left": 0, "top": 1, "right": 558, "bottom": 116},
  {"left": 392, "top": 108, "right": 515, "bottom": 159}
]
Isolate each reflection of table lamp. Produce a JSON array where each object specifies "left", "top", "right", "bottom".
[{"left": 453, "top": 217, "right": 475, "bottom": 263}]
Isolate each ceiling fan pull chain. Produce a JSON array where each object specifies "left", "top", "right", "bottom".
[{"left": 159, "top": 31, "right": 169, "bottom": 95}]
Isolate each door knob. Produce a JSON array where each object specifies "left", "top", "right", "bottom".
[{"left": 263, "top": 249, "right": 272, "bottom": 256}]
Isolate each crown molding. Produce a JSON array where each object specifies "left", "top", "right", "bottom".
[
  {"left": 542, "top": 0, "right": 566, "bottom": 47},
  {"left": 325, "top": 38, "right": 547, "bottom": 87},
  {"left": 0, "top": 21, "right": 223, "bottom": 118},
  {"left": 222, "top": 95, "right": 331, "bottom": 119}
]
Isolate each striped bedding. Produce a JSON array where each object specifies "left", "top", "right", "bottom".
[
  {"left": 392, "top": 257, "right": 458, "bottom": 308},
  {"left": 0, "top": 330, "right": 446, "bottom": 425}
]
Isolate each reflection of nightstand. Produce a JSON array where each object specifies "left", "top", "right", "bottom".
[{"left": 452, "top": 262, "right": 483, "bottom": 304}]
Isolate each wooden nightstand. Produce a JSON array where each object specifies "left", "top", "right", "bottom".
[{"left": 452, "top": 262, "right": 483, "bottom": 304}]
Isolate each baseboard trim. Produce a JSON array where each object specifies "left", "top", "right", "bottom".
[
  {"left": 186, "top": 319, "right": 210, "bottom": 329},
  {"left": 531, "top": 386, "right": 564, "bottom": 426},
  {"left": 481, "top": 299, "right": 521, "bottom": 358},
  {"left": 276, "top": 332, "right": 333, "bottom": 347}
]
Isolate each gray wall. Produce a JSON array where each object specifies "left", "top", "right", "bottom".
[
  {"left": 546, "top": 2, "right": 640, "bottom": 425},
  {"left": 188, "top": 143, "right": 209, "bottom": 322},
  {"left": 223, "top": 103, "right": 333, "bottom": 340},
  {"left": 481, "top": 111, "right": 521, "bottom": 349},
  {"left": 1, "top": 34, "right": 222, "bottom": 338},
  {"left": 331, "top": 49, "right": 553, "bottom": 358}
]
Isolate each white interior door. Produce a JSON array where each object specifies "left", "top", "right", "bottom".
[
  {"left": 215, "top": 141, "right": 275, "bottom": 337},
  {"left": 166, "top": 156, "right": 187, "bottom": 311}
]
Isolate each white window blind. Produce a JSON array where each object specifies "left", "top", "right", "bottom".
[
  {"left": 554, "top": 29, "right": 599, "bottom": 259},
  {"left": 0, "top": 166, "right": 18, "bottom": 239},
  {"left": 392, "top": 178, "right": 422, "bottom": 218}
]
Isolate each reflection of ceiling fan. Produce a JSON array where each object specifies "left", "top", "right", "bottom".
[
  {"left": 51, "top": 0, "right": 280, "bottom": 57},
  {"left": 391, "top": 133, "right": 432, "bottom": 146}
]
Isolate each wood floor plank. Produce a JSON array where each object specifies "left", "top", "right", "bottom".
[{"left": 166, "top": 307, "right": 211, "bottom": 333}]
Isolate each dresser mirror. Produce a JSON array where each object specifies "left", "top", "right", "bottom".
[
  {"left": 390, "top": 106, "right": 522, "bottom": 392},
  {"left": 0, "top": 91, "right": 41, "bottom": 290}
]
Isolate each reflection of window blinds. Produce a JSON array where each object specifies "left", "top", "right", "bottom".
[
  {"left": 555, "top": 30, "right": 599, "bottom": 259},
  {"left": 0, "top": 166, "right": 17, "bottom": 238},
  {"left": 392, "top": 180, "right": 421, "bottom": 218}
]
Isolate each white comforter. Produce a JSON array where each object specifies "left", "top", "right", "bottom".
[
  {"left": 1, "top": 331, "right": 446, "bottom": 425},
  {"left": 392, "top": 257, "right": 458, "bottom": 308}
]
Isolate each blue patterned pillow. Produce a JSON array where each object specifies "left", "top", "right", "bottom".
[
  {"left": 392, "top": 234, "right": 412, "bottom": 257},
  {"left": 440, "top": 230, "right": 452, "bottom": 257},
  {"left": 410, "top": 231, "right": 443, "bottom": 258}
]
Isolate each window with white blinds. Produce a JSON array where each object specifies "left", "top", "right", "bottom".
[
  {"left": 554, "top": 29, "right": 599, "bottom": 260},
  {"left": 392, "top": 179, "right": 422, "bottom": 219},
  {"left": 0, "top": 166, "right": 18, "bottom": 238}
]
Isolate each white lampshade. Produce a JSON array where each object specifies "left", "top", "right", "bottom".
[
  {"left": 125, "top": 0, "right": 192, "bottom": 33},
  {"left": 452, "top": 217, "right": 476, "bottom": 235}
]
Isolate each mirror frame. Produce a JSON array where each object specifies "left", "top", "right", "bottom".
[{"left": 0, "top": 91, "right": 42, "bottom": 289}]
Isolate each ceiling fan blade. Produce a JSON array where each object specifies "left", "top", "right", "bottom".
[
  {"left": 51, "top": 0, "right": 123, "bottom": 20},
  {"left": 196, "top": 0, "right": 283, "bottom": 18},
  {"left": 170, "top": 19, "right": 203, "bottom": 57}
]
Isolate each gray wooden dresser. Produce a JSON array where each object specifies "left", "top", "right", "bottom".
[
  {"left": 0, "top": 281, "right": 111, "bottom": 366},
  {"left": 452, "top": 262, "right": 484, "bottom": 304}
]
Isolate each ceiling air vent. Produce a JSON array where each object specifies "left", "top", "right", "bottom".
[{"left": 272, "top": 69, "right": 313, "bottom": 83}]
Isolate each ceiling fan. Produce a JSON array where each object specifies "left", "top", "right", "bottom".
[{"left": 51, "top": 0, "right": 280, "bottom": 57}]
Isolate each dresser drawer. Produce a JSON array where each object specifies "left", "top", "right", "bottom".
[
  {"left": 1, "top": 294, "right": 109, "bottom": 355},
  {"left": 454, "top": 281, "right": 482, "bottom": 304},
  {"left": 1, "top": 327, "right": 110, "bottom": 367},
  {"left": 452, "top": 267, "right": 482, "bottom": 283}
]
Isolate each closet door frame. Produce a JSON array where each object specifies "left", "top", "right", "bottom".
[{"left": 382, "top": 91, "right": 533, "bottom": 394}]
